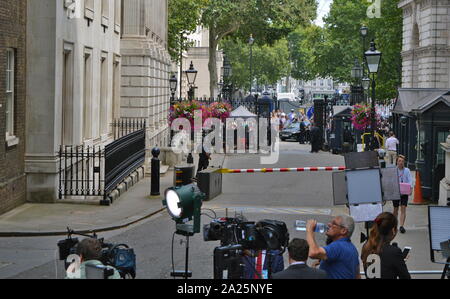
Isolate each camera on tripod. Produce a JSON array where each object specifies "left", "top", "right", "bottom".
[
  {"left": 57, "top": 228, "right": 136, "bottom": 279},
  {"left": 203, "top": 216, "right": 289, "bottom": 279}
]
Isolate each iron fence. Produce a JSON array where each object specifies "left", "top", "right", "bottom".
[
  {"left": 111, "top": 118, "right": 146, "bottom": 140},
  {"left": 59, "top": 145, "right": 105, "bottom": 199},
  {"left": 59, "top": 119, "right": 146, "bottom": 202}
]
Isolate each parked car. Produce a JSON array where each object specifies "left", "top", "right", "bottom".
[{"left": 279, "top": 122, "right": 301, "bottom": 141}]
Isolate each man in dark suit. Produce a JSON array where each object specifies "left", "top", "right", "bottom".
[
  {"left": 272, "top": 238, "right": 327, "bottom": 279},
  {"left": 242, "top": 249, "right": 284, "bottom": 279}
]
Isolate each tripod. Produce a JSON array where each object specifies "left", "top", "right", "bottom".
[{"left": 441, "top": 257, "right": 450, "bottom": 279}]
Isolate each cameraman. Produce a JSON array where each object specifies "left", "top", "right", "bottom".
[
  {"left": 66, "top": 238, "right": 121, "bottom": 279},
  {"left": 242, "top": 249, "right": 284, "bottom": 279}
]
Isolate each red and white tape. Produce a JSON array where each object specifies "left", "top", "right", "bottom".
[{"left": 219, "top": 166, "right": 346, "bottom": 174}]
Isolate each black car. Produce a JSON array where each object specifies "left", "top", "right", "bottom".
[{"left": 279, "top": 122, "right": 301, "bottom": 141}]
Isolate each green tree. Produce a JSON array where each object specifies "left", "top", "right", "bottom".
[
  {"left": 221, "top": 38, "right": 290, "bottom": 92},
  {"left": 201, "top": 0, "right": 317, "bottom": 97},
  {"left": 168, "top": 0, "right": 207, "bottom": 62},
  {"left": 290, "top": 0, "right": 403, "bottom": 101}
]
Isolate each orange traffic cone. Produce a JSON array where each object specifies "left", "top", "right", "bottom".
[{"left": 411, "top": 170, "right": 426, "bottom": 205}]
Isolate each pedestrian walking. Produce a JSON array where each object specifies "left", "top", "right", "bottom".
[
  {"left": 361, "top": 212, "right": 411, "bottom": 279},
  {"left": 393, "top": 155, "right": 413, "bottom": 234},
  {"left": 306, "top": 215, "right": 360, "bottom": 279},
  {"left": 385, "top": 132, "right": 399, "bottom": 165}
]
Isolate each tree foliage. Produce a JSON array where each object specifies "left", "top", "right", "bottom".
[
  {"left": 221, "top": 38, "right": 290, "bottom": 91},
  {"left": 168, "top": 0, "right": 207, "bottom": 62},
  {"left": 200, "top": 0, "right": 317, "bottom": 96},
  {"left": 288, "top": 0, "right": 403, "bottom": 101}
]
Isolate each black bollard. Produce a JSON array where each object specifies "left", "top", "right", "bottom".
[
  {"left": 151, "top": 147, "right": 160, "bottom": 196},
  {"left": 187, "top": 153, "right": 194, "bottom": 164}
]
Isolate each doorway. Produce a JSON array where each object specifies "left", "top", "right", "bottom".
[{"left": 432, "top": 126, "right": 450, "bottom": 201}]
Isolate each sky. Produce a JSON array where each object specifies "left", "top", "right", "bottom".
[{"left": 314, "top": 0, "right": 333, "bottom": 27}]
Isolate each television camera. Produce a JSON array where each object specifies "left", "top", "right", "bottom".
[
  {"left": 57, "top": 228, "right": 136, "bottom": 279},
  {"left": 203, "top": 215, "right": 289, "bottom": 279}
]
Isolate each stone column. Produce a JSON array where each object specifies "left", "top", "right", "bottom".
[{"left": 439, "top": 135, "right": 450, "bottom": 206}]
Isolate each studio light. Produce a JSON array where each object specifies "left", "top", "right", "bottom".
[{"left": 163, "top": 183, "right": 205, "bottom": 236}]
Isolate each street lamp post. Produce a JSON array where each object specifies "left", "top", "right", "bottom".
[
  {"left": 185, "top": 61, "right": 198, "bottom": 102},
  {"left": 360, "top": 26, "right": 369, "bottom": 103},
  {"left": 249, "top": 34, "right": 254, "bottom": 95},
  {"left": 169, "top": 74, "right": 178, "bottom": 146},
  {"left": 223, "top": 54, "right": 232, "bottom": 101},
  {"left": 170, "top": 74, "right": 178, "bottom": 105},
  {"left": 351, "top": 58, "right": 363, "bottom": 105},
  {"left": 184, "top": 61, "right": 198, "bottom": 164},
  {"left": 365, "top": 40, "right": 382, "bottom": 151}
]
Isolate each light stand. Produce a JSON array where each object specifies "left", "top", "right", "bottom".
[{"left": 163, "top": 184, "right": 205, "bottom": 279}]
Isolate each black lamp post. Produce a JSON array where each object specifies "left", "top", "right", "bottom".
[
  {"left": 185, "top": 61, "right": 198, "bottom": 101},
  {"left": 362, "top": 77, "right": 370, "bottom": 104},
  {"left": 365, "top": 40, "right": 382, "bottom": 151},
  {"left": 249, "top": 34, "right": 254, "bottom": 95},
  {"left": 223, "top": 54, "right": 232, "bottom": 101},
  {"left": 351, "top": 58, "right": 363, "bottom": 105},
  {"left": 360, "top": 26, "right": 369, "bottom": 102},
  {"left": 169, "top": 74, "right": 178, "bottom": 105}
]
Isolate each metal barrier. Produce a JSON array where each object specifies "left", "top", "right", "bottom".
[
  {"left": 58, "top": 145, "right": 104, "bottom": 199},
  {"left": 219, "top": 166, "right": 346, "bottom": 174},
  {"left": 59, "top": 120, "right": 146, "bottom": 202},
  {"left": 360, "top": 270, "right": 443, "bottom": 276},
  {"left": 104, "top": 128, "right": 146, "bottom": 198}
]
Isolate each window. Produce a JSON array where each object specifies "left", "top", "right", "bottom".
[
  {"left": 83, "top": 49, "right": 93, "bottom": 141},
  {"left": 84, "top": 0, "right": 94, "bottom": 20},
  {"left": 62, "top": 44, "right": 74, "bottom": 145},
  {"left": 101, "top": 0, "right": 109, "bottom": 28},
  {"left": 99, "top": 52, "right": 108, "bottom": 136},
  {"left": 6, "top": 48, "right": 15, "bottom": 138},
  {"left": 112, "top": 55, "right": 121, "bottom": 126},
  {"left": 114, "top": 0, "right": 121, "bottom": 33}
]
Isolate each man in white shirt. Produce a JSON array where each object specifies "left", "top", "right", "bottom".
[{"left": 385, "top": 132, "right": 399, "bottom": 165}]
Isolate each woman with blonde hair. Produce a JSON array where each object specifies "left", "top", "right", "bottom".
[
  {"left": 394, "top": 155, "right": 413, "bottom": 234},
  {"left": 361, "top": 212, "right": 410, "bottom": 279}
]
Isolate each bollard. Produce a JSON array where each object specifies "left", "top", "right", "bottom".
[
  {"left": 187, "top": 153, "right": 194, "bottom": 164},
  {"left": 151, "top": 147, "right": 160, "bottom": 196}
]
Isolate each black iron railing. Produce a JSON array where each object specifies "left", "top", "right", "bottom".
[
  {"left": 105, "top": 128, "right": 146, "bottom": 196},
  {"left": 59, "top": 145, "right": 105, "bottom": 199},
  {"left": 111, "top": 118, "right": 146, "bottom": 140},
  {"left": 59, "top": 119, "right": 146, "bottom": 202}
]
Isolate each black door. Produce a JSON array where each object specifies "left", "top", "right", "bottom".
[{"left": 432, "top": 127, "right": 450, "bottom": 202}]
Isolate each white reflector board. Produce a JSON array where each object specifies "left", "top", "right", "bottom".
[
  {"left": 428, "top": 206, "right": 450, "bottom": 251},
  {"left": 346, "top": 169, "right": 382, "bottom": 205},
  {"left": 350, "top": 203, "right": 383, "bottom": 223}
]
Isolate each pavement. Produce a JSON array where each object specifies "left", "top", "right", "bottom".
[
  {"left": 0, "top": 144, "right": 445, "bottom": 279},
  {"left": 0, "top": 154, "right": 226, "bottom": 237}
]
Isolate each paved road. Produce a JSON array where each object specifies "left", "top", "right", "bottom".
[{"left": 2, "top": 142, "right": 445, "bottom": 279}]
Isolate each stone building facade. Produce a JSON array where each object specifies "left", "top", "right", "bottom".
[
  {"left": 0, "top": 0, "right": 27, "bottom": 214},
  {"left": 399, "top": 0, "right": 450, "bottom": 88},
  {"left": 120, "top": 0, "right": 172, "bottom": 158},
  {"left": 184, "top": 26, "right": 223, "bottom": 99},
  {"left": 395, "top": 0, "right": 450, "bottom": 202},
  {"left": 26, "top": 0, "right": 122, "bottom": 202}
]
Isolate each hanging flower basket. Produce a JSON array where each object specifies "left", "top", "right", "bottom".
[
  {"left": 168, "top": 101, "right": 232, "bottom": 130},
  {"left": 351, "top": 104, "right": 382, "bottom": 131}
]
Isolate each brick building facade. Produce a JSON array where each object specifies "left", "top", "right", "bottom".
[{"left": 0, "top": 0, "right": 27, "bottom": 214}]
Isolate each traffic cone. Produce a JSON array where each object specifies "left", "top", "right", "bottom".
[{"left": 411, "top": 170, "right": 426, "bottom": 205}]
